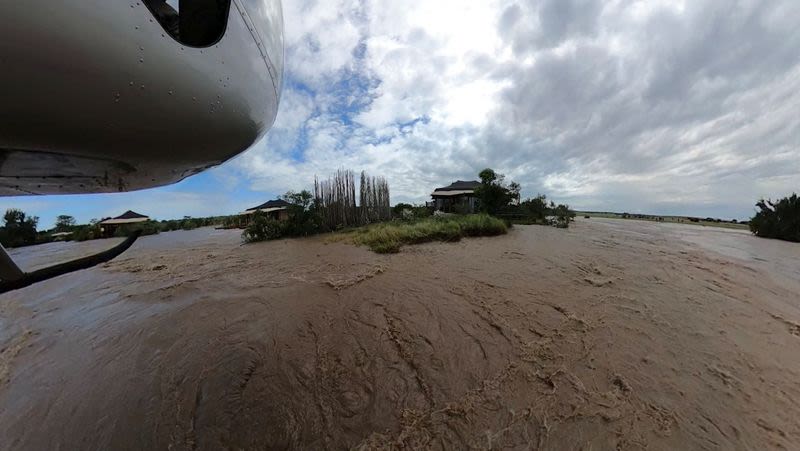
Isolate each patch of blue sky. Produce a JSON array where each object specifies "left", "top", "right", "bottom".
[
  {"left": 278, "top": 78, "right": 319, "bottom": 163},
  {"left": 398, "top": 115, "right": 431, "bottom": 135},
  {"left": 286, "top": 121, "right": 312, "bottom": 163},
  {"left": 290, "top": 44, "right": 381, "bottom": 155}
]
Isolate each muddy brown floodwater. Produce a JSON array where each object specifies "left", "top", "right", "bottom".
[{"left": 1, "top": 219, "right": 799, "bottom": 450}]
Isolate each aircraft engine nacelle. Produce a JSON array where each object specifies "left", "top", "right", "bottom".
[{"left": 0, "top": 0, "right": 283, "bottom": 195}]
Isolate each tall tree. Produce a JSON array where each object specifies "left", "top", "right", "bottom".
[
  {"left": 508, "top": 181, "right": 521, "bottom": 205},
  {"left": 479, "top": 168, "right": 498, "bottom": 185},
  {"left": 55, "top": 215, "right": 76, "bottom": 232},
  {"left": 4, "top": 209, "right": 26, "bottom": 227},
  {"left": 475, "top": 168, "right": 517, "bottom": 215},
  {"left": 1, "top": 208, "right": 39, "bottom": 247},
  {"left": 281, "top": 190, "right": 320, "bottom": 236}
]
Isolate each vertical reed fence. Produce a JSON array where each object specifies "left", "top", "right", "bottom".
[{"left": 314, "top": 169, "right": 391, "bottom": 229}]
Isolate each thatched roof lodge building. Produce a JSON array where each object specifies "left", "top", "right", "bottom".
[
  {"left": 99, "top": 210, "right": 149, "bottom": 237},
  {"left": 431, "top": 180, "right": 481, "bottom": 213}
]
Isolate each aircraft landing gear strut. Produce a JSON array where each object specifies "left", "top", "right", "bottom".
[{"left": 0, "top": 230, "right": 141, "bottom": 294}]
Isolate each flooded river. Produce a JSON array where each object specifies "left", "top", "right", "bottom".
[{"left": 1, "top": 219, "right": 799, "bottom": 449}]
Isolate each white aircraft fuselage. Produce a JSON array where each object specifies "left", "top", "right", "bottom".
[{"left": 0, "top": 0, "right": 284, "bottom": 195}]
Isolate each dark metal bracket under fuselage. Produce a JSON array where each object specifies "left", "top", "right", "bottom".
[{"left": 0, "top": 230, "right": 141, "bottom": 294}]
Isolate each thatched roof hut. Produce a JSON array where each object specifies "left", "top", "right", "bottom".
[
  {"left": 100, "top": 210, "right": 150, "bottom": 225},
  {"left": 431, "top": 180, "right": 481, "bottom": 197},
  {"left": 241, "top": 199, "right": 292, "bottom": 214},
  {"left": 431, "top": 180, "right": 481, "bottom": 213}
]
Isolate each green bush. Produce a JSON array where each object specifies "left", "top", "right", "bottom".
[
  {"left": 750, "top": 194, "right": 800, "bottom": 242},
  {"left": 417, "top": 207, "right": 432, "bottom": 219},
  {"left": 243, "top": 214, "right": 286, "bottom": 243},
  {"left": 392, "top": 203, "right": 414, "bottom": 218},
  {"left": 113, "top": 221, "right": 160, "bottom": 238},
  {"left": 242, "top": 190, "right": 325, "bottom": 243},
  {"left": 498, "top": 196, "right": 574, "bottom": 228},
  {"left": 72, "top": 225, "right": 100, "bottom": 241},
  {"left": 519, "top": 194, "right": 549, "bottom": 221},
  {"left": 371, "top": 240, "right": 402, "bottom": 254},
  {"left": 459, "top": 213, "right": 509, "bottom": 236},
  {"left": 283, "top": 206, "right": 324, "bottom": 237},
  {"left": 474, "top": 168, "right": 520, "bottom": 215},
  {"left": 391, "top": 203, "right": 432, "bottom": 221},
  {"left": 158, "top": 216, "right": 232, "bottom": 232},
  {"left": 550, "top": 204, "right": 575, "bottom": 228},
  {"left": 181, "top": 219, "right": 198, "bottom": 231}
]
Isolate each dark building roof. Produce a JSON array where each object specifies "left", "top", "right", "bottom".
[
  {"left": 434, "top": 180, "right": 481, "bottom": 191},
  {"left": 113, "top": 210, "right": 149, "bottom": 219},
  {"left": 246, "top": 199, "right": 292, "bottom": 211}
]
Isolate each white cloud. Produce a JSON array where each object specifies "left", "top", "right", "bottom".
[
  {"left": 226, "top": 0, "right": 800, "bottom": 220},
  {"left": 281, "top": 0, "right": 363, "bottom": 88}
]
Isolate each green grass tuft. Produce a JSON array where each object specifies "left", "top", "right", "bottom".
[{"left": 352, "top": 214, "right": 507, "bottom": 253}]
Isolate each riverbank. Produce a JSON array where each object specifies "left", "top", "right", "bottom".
[{"left": 578, "top": 211, "right": 750, "bottom": 230}]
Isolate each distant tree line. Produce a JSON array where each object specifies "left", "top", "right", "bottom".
[
  {"left": 0, "top": 208, "right": 241, "bottom": 247},
  {"left": 68, "top": 215, "right": 231, "bottom": 241},
  {"left": 750, "top": 193, "right": 800, "bottom": 242}
]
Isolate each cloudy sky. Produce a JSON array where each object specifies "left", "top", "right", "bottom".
[{"left": 3, "top": 0, "right": 799, "bottom": 228}]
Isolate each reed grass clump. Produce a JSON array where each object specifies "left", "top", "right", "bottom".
[{"left": 353, "top": 214, "right": 507, "bottom": 253}]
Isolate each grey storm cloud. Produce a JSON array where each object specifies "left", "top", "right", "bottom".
[
  {"left": 483, "top": 0, "right": 800, "bottom": 215},
  {"left": 233, "top": 0, "right": 800, "bottom": 220}
]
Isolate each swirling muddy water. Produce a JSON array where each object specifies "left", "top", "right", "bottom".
[{"left": 1, "top": 220, "right": 799, "bottom": 449}]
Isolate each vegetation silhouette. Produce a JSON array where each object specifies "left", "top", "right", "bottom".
[
  {"left": 0, "top": 209, "right": 39, "bottom": 247},
  {"left": 750, "top": 193, "right": 800, "bottom": 242}
]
